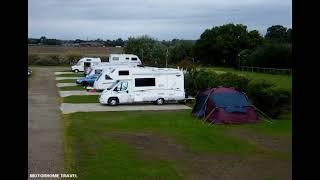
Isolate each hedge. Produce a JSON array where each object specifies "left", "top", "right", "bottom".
[{"left": 185, "top": 69, "right": 291, "bottom": 118}]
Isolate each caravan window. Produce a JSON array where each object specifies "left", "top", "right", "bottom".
[
  {"left": 112, "top": 57, "right": 119, "bottom": 61},
  {"left": 118, "top": 70, "right": 129, "bottom": 76},
  {"left": 105, "top": 75, "right": 112, "bottom": 80},
  {"left": 131, "top": 57, "right": 138, "bottom": 61},
  {"left": 135, "top": 78, "right": 155, "bottom": 87},
  {"left": 86, "top": 59, "right": 92, "bottom": 61},
  {"left": 125, "top": 57, "right": 129, "bottom": 60}
]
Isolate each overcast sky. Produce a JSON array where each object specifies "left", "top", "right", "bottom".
[{"left": 28, "top": 0, "right": 292, "bottom": 40}]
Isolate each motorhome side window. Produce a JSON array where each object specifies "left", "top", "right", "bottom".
[
  {"left": 135, "top": 78, "right": 155, "bottom": 87},
  {"left": 105, "top": 75, "right": 112, "bottom": 80},
  {"left": 131, "top": 57, "right": 137, "bottom": 61},
  {"left": 112, "top": 57, "right": 119, "bottom": 61},
  {"left": 86, "top": 59, "right": 91, "bottom": 61},
  {"left": 118, "top": 70, "right": 129, "bottom": 76},
  {"left": 125, "top": 57, "right": 129, "bottom": 60}
]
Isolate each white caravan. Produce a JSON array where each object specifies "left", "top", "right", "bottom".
[
  {"left": 108, "top": 54, "right": 142, "bottom": 65},
  {"left": 71, "top": 57, "right": 101, "bottom": 73},
  {"left": 98, "top": 67, "right": 185, "bottom": 105}
]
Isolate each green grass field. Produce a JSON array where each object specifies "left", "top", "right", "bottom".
[
  {"left": 64, "top": 110, "right": 291, "bottom": 179},
  {"left": 63, "top": 95, "right": 99, "bottom": 103},
  {"left": 57, "top": 79, "right": 78, "bottom": 83},
  {"left": 205, "top": 67, "right": 292, "bottom": 91},
  {"left": 59, "top": 86, "right": 87, "bottom": 91}
]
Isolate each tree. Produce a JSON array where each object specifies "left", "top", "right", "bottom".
[
  {"left": 168, "top": 40, "right": 194, "bottom": 63},
  {"left": 265, "top": 25, "right": 289, "bottom": 43},
  {"left": 124, "top": 35, "right": 166, "bottom": 65},
  {"left": 193, "top": 23, "right": 263, "bottom": 67}
]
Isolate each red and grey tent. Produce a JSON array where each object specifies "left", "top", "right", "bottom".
[{"left": 192, "top": 87, "right": 258, "bottom": 124}]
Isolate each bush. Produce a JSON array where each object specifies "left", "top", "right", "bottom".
[
  {"left": 28, "top": 54, "right": 40, "bottom": 65},
  {"left": 65, "top": 54, "right": 82, "bottom": 65},
  {"left": 185, "top": 69, "right": 219, "bottom": 96},
  {"left": 215, "top": 72, "right": 250, "bottom": 92},
  {"left": 247, "top": 79, "right": 291, "bottom": 118},
  {"left": 185, "top": 71, "right": 291, "bottom": 118}
]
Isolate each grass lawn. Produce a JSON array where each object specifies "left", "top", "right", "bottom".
[
  {"left": 57, "top": 79, "right": 78, "bottom": 83},
  {"left": 63, "top": 95, "right": 99, "bottom": 103},
  {"left": 205, "top": 67, "right": 292, "bottom": 91},
  {"left": 56, "top": 73, "right": 85, "bottom": 77},
  {"left": 64, "top": 110, "right": 291, "bottom": 179},
  {"left": 59, "top": 86, "right": 87, "bottom": 91}
]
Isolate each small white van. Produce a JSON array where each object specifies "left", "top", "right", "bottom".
[
  {"left": 71, "top": 57, "right": 101, "bottom": 73},
  {"left": 98, "top": 67, "right": 185, "bottom": 105}
]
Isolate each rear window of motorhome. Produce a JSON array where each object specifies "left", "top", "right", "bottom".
[
  {"left": 119, "top": 70, "right": 129, "bottom": 76},
  {"left": 112, "top": 57, "right": 119, "bottom": 61},
  {"left": 131, "top": 57, "right": 138, "bottom": 61},
  {"left": 105, "top": 75, "right": 112, "bottom": 80},
  {"left": 135, "top": 78, "right": 155, "bottom": 87}
]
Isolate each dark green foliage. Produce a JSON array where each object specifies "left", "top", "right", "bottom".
[
  {"left": 193, "top": 23, "right": 263, "bottom": 67},
  {"left": 124, "top": 35, "right": 166, "bottom": 65},
  {"left": 168, "top": 40, "right": 194, "bottom": 63},
  {"left": 184, "top": 70, "right": 219, "bottom": 96},
  {"left": 28, "top": 54, "right": 40, "bottom": 65},
  {"left": 265, "top": 25, "right": 291, "bottom": 43},
  {"left": 245, "top": 43, "right": 292, "bottom": 68},
  {"left": 247, "top": 79, "right": 291, "bottom": 118},
  {"left": 185, "top": 70, "right": 291, "bottom": 117},
  {"left": 215, "top": 73, "right": 250, "bottom": 92}
]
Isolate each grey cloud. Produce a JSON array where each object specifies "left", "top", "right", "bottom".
[{"left": 28, "top": 0, "right": 291, "bottom": 40}]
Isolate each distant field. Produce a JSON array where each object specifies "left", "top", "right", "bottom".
[{"left": 28, "top": 45, "right": 124, "bottom": 57}]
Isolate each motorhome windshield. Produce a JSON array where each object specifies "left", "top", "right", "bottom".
[
  {"left": 108, "top": 80, "right": 120, "bottom": 90},
  {"left": 96, "top": 72, "right": 103, "bottom": 81}
]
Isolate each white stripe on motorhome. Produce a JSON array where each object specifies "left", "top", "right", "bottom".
[
  {"left": 58, "top": 91, "right": 101, "bottom": 97},
  {"left": 56, "top": 83, "right": 77, "bottom": 87}
]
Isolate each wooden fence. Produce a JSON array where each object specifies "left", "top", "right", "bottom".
[{"left": 239, "top": 66, "right": 292, "bottom": 75}]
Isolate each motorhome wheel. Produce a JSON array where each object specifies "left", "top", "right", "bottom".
[
  {"left": 81, "top": 81, "right": 89, "bottom": 87},
  {"left": 156, "top": 98, "right": 164, "bottom": 105},
  {"left": 108, "top": 98, "right": 119, "bottom": 106},
  {"left": 74, "top": 69, "right": 79, "bottom": 73}
]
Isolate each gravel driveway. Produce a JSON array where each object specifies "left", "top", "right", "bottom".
[{"left": 28, "top": 67, "right": 68, "bottom": 175}]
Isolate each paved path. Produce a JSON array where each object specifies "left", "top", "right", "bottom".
[
  {"left": 28, "top": 67, "right": 66, "bottom": 175},
  {"left": 60, "top": 103, "right": 191, "bottom": 114},
  {"left": 56, "top": 77, "right": 79, "bottom": 80},
  {"left": 56, "top": 83, "right": 77, "bottom": 87},
  {"left": 59, "top": 90, "right": 101, "bottom": 97}
]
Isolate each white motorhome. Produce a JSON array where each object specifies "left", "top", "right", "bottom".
[
  {"left": 108, "top": 54, "right": 142, "bottom": 65},
  {"left": 71, "top": 57, "right": 101, "bottom": 73},
  {"left": 86, "top": 62, "right": 141, "bottom": 77},
  {"left": 98, "top": 67, "right": 185, "bottom": 105}
]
